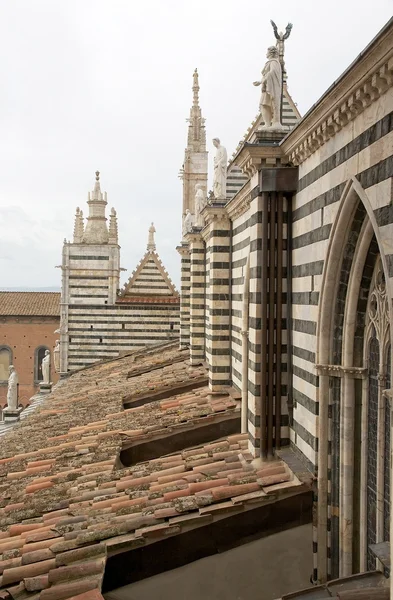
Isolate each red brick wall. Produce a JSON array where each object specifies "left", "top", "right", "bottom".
[{"left": 0, "top": 316, "right": 60, "bottom": 407}]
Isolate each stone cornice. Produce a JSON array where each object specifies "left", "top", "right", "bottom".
[
  {"left": 316, "top": 364, "right": 367, "bottom": 379},
  {"left": 200, "top": 205, "right": 230, "bottom": 240},
  {"left": 226, "top": 180, "right": 252, "bottom": 221},
  {"left": 184, "top": 230, "right": 204, "bottom": 245},
  {"left": 202, "top": 205, "right": 229, "bottom": 225},
  {"left": 176, "top": 243, "right": 190, "bottom": 256},
  {"left": 281, "top": 21, "right": 393, "bottom": 166},
  {"left": 234, "top": 144, "right": 285, "bottom": 178}
]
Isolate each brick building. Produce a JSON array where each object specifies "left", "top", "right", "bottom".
[{"left": 0, "top": 292, "right": 60, "bottom": 412}]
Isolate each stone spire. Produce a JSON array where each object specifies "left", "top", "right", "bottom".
[
  {"left": 82, "top": 171, "right": 109, "bottom": 244},
  {"left": 147, "top": 222, "right": 156, "bottom": 252},
  {"left": 108, "top": 208, "right": 118, "bottom": 245},
  {"left": 73, "top": 207, "right": 84, "bottom": 243},
  {"left": 187, "top": 68, "right": 206, "bottom": 152}
]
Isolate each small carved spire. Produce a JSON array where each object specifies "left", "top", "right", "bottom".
[
  {"left": 192, "top": 68, "right": 199, "bottom": 107},
  {"left": 108, "top": 207, "right": 118, "bottom": 245},
  {"left": 82, "top": 171, "right": 109, "bottom": 244},
  {"left": 73, "top": 207, "right": 84, "bottom": 243},
  {"left": 147, "top": 222, "right": 156, "bottom": 252},
  {"left": 187, "top": 68, "right": 206, "bottom": 152},
  {"left": 91, "top": 170, "right": 104, "bottom": 201}
]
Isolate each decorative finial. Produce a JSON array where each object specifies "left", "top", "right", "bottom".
[
  {"left": 192, "top": 68, "right": 199, "bottom": 107},
  {"left": 108, "top": 207, "right": 118, "bottom": 244},
  {"left": 95, "top": 171, "right": 100, "bottom": 181}
]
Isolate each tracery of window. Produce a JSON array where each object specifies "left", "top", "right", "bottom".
[
  {"left": 0, "top": 346, "right": 12, "bottom": 382},
  {"left": 365, "top": 256, "right": 391, "bottom": 567}
]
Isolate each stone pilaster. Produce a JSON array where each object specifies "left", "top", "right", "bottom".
[
  {"left": 247, "top": 191, "right": 263, "bottom": 457},
  {"left": 203, "top": 205, "right": 231, "bottom": 392},
  {"left": 186, "top": 231, "right": 205, "bottom": 365},
  {"left": 177, "top": 243, "right": 191, "bottom": 349}
]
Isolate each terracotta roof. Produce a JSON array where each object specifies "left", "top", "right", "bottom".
[
  {"left": 0, "top": 343, "right": 311, "bottom": 599},
  {"left": 0, "top": 292, "right": 60, "bottom": 317}
]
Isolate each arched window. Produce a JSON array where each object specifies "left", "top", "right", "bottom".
[
  {"left": 0, "top": 346, "right": 12, "bottom": 382},
  {"left": 34, "top": 346, "right": 50, "bottom": 383}
]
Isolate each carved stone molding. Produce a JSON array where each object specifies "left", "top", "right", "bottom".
[
  {"left": 282, "top": 48, "right": 393, "bottom": 166},
  {"left": 225, "top": 181, "right": 251, "bottom": 221},
  {"left": 316, "top": 364, "right": 367, "bottom": 379}
]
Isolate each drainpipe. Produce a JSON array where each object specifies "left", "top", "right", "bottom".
[
  {"left": 241, "top": 253, "right": 251, "bottom": 433},
  {"left": 260, "top": 192, "right": 269, "bottom": 458}
]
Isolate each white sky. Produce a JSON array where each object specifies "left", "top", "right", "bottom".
[{"left": 0, "top": 0, "right": 391, "bottom": 290}]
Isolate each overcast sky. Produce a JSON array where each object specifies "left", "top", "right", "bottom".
[{"left": 0, "top": 1, "right": 391, "bottom": 290}]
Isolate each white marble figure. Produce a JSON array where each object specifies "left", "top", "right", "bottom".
[
  {"left": 183, "top": 209, "right": 194, "bottom": 236},
  {"left": 42, "top": 349, "right": 51, "bottom": 384},
  {"left": 253, "top": 46, "right": 283, "bottom": 130},
  {"left": 148, "top": 222, "right": 156, "bottom": 250},
  {"left": 6, "top": 366, "right": 18, "bottom": 410},
  {"left": 54, "top": 340, "right": 60, "bottom": 373},
  {"left": 212, "top": 138, "right": 227, "bottom": 200},
  {"left": 195, "top": 184, "right": 206, "bottom": 227}
]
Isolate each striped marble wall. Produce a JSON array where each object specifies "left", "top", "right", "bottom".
[
  {"left": 204, "top": 209, "right": 231, "bottom": 391},
  {"left": 230, "top": 209, "right": 251, "bottom": 391},
  {"left": 289, "top": 101, "right": 393, "bottom": 473}
]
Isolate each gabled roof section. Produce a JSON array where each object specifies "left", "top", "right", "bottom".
[{"left": 119, "top": 250, "right": 178, "bottom": 299}]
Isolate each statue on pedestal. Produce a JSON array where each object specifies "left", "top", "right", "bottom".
[
  {"left": 213, "top": 138, "right": 227, "bottom": 200},
  {"left": 253, "top": 46, "right": 283, "bottom": 130},
  {"left": 6, "top": 366, "right": 18, "bottom": 410},
  {"left": 195, "top": 184, "right": 206, "bottom": 227},
  {"left": 183, "top": 209, "right": 194, "bottom": 236},
  {"left": 54, "top": 340, "right": 60, "bottom": 373},
  {"left": 42, "top": 350, "right": 51, "bottom": 384}
]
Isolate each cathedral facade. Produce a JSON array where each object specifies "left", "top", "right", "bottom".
[
  {"left": 179, "top": 18, "right": 393, "bottom": 584},
  {"left": 60, "top": 173, "right": 179, "bottom": 373}
]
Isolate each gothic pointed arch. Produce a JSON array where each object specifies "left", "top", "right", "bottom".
[{"left": 315, "top": 176, "right": 393, "bottom": 581}]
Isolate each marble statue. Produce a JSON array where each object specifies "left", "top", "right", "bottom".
[
  {"left": 270, "top": 20, "right": 292, "bottom": 66},
  {"left": 195, "top": 184, "right": 206, "bottom": 227},
  {"left": 253, "top": 46, "right": 283, "bottom": 130},
  {"left": 183, "top": 209, "right": 194, "bottom": 236},
  {"left": 42, "top": 349, "right": 51, "bottom": 384},
  {"left": 213, "top": 138, "right": 227, "bottom": 200},
  {"left": 6, "top": 366, "right": 18, "bottom": 410},
  {"left": 54, "top": 340, "right": 60, "bottom": 373},
  {"left": 147, "top": 222, "right": 156, "bottom": 251}
]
